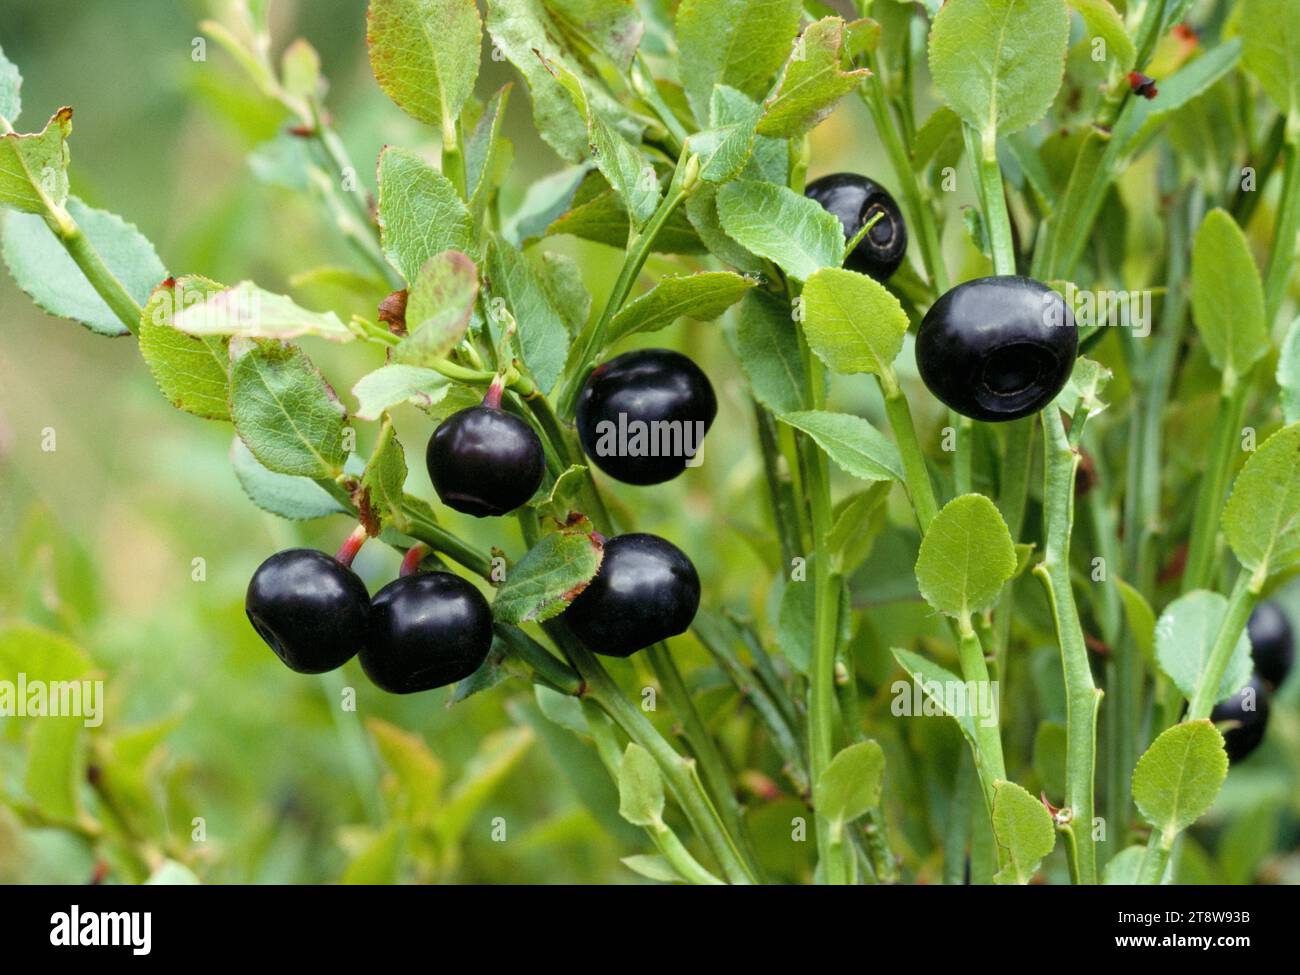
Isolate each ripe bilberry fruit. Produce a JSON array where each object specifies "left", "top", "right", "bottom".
[
  {"left": 361, "top": 572, "right": 494, "bottom": 693},
  {"left": 1247, "top": 600, "right": 1293, "bottom": 688},
  {"left": 576, "top": 348, "right": 717, "bottom": 486},
  {"left": 427, "top": 404, "right": 545, "bottom": 517},
  {"left": 804, "top": 172, "right": 908, "bottom": 281},
  {"left": 917, "top": 275, "right": 1078, "bottom": 422},
  {"left": 245, "top": 549, "right": 370, "bottom": 674},
  {"left": 564, "top": 533, "right": 701, "bottom": 657},
  {"left": 1210, "top": 674, "right": 1271, "bottom": 763}
]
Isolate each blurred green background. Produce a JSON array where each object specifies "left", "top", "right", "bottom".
[{"left": 3, "top": 0, "right": 1298, "bottom": 885}]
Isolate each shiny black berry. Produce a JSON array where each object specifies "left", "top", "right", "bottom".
[
  {"left": 245, "top": 549, "right": 370, "bottom": 674},
  {"left": 917, "top": 275, "right": 1078, "bottom": 422},
  {"left": 564, "top": 533, "right": 701, "bottom": 657},
  {"left": 427, "top": 405, "right": 545, "bottom": 517},
  {"left": 805, "top": 172, "right": 908, "bottom": 281},
  {"left": 361, "top": 572, "right": 494, "bottom": 693},
  {"left": 1248, "top": 601, "right": 1294, "bottom": 688},
  {"left": 576, "top": 349, "right": 717, "bottom": 486},
  {"left": 1211, "top": 674, "right": 1271, "bottom": 763}
]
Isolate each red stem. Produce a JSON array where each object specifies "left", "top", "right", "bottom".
[
  {"left": 333, "top": 524, "right": 368, "bottom": 567},
  {"left": 483, "top": 374, "right": 506, "bottom": 410},
  {"left": 400, "top": 543, "right": 430, "bottom": 577}
]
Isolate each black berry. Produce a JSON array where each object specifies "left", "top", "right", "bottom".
[
  {"left": 805, "top": 172, "right": 908, "bottom": 281},
  {"left": 1210, "top": 674, "right": 1271, "bottom": 763},
  {"left": 564, "top": 533, "right": 701, "bottom": 657},
  {"left": 427, "top": 405, "right": 545, "bottom": 517},
  {"left": 917, "top": 275, "right": 1078, "bottom": 422},
  {"left": 1247, "top": 600, "right": 1294, "bottom": 689},
  {"left": 361, "top": 572, "right": 494, "bottom": 693},
  {"left": 576, "top": 348, "right": 717, "bottom": 486},
  {"left": 245, "top": 549, "right": 370, "bottom": 674}
]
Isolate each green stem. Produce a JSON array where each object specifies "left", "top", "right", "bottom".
[
  {"left": 645, "top": 644, "right": 766, "bottom": 881},
  {"left": 494, "top": 624, "right": 582, "bottom": 695},
  {"left": 44, "top": 205, "right": 144, "bottom": 334},
  {"left": 880, "top": 368, "right": 939, "bottom": 532},
  {"left": 561, "top": 637, "right": 756, "bottom": 884},
  {"left": 1034, "top": 406, "right": 1100, "bottom": 885},
  {"left": 555, "top": 153, "right": 696, "bottom": 418},
  {"left": 1187, "top": 572, "right": 1260, "bottom": 721},
  {"left": 957, "top": 624, "right": 1007, "bottom": 814},
  {"left": 974, "top": 135, "right": 1017, "bottom": 276},
  {"left": 1266, "top": 136, "right": 1300, "bottom": 328},
  {"left": 1181, "top": 377, "right": 1247, "bottom": 594},
  {"left": 754, "top": 401, "right": 802, "bottom": 568},
  {"left": 992, "top": 417, "right": 1033, "bottom": 667}
]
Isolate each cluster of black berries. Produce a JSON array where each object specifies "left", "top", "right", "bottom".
[
  {"left": 1211, "top": 602, "right": 1293, "bottom": 762},
  {"left": 805, "top": 173, "right": 1078, "bottom": 421},
  {"left": 246, "top": 350, "right": 715, "bottom": 691}
]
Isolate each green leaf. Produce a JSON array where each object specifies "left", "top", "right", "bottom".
[
  {"left": 816, "top": 740, "right": 885, "bottom": 833},
  {"left": 3, "top": 196, "right": 166, "bottom": 337},
  {"left": 144, "top": 860, "right": 202, "bottom": 885},
  {"left": 1116, "top": 576, "right": 1156, "bottom": 667},
  {"left": 366, "top": 0, "right": 481, "bottom": 130},
  {"left": 731, "top": 289, "right": 808, "bottom": 413},
  {"left": 486, "top": 0, "right": 641, "bottom": 162},
  {"left": 777, "top": 575, "right": 813, "bottom": 674},
  {"left": 675, "top": 0, "right": 804, "bottom": 122},
  {"left": 368, "top": 717, "right": 445, "bottom": 821},
  {"left": 548, "top": 58, "right": 660, "bottom": 228},
  {"left": 827, "top": 482, "right": 891, "bottom": 573},
  {"left": 393, "top": 250, "right": 478, "bottom": 366},
  {"left": 467, "top": 85, "right": 513, "bottom": 213},
  {"left": 547, "top": 0, "right": 645, "bottom": 70},
  {"left": 377, "top": 146, "right": 473, "bottom": 283},
  {"left": 1070, "top": 0, "right": 1135, "bottom": 74},
  {"left": 685, "top": 185, "right": 764, "bottom": 271},
  {"left": 1113, "top": 41, "right": 1242, "bottom": 157},
  {"left": 717, "top": 179, "right": 843, "bottom": 280},
  {"left": 757, "top": 17, "right": 870, "bottom": 138},
  {"left": 352, "top": 364, "right": 450, "bottom": 421},
  {"left": 434, "top": 725, "right": 534, "bottom": 846},
  {"left": 229, "top": 438, "right": 348, "bottom": 520},
  {"left": 928, "top": 0, "right": 1070, "bottom": 143},
  {"left": 617, "top": 743, "right": 666, "bottom": 827},
  {"left": 800, "top": 267, "right": 909, "bottom": 375},
  {"left": 1190, "top": 208, "right": 1268, "bottom": 380},
  {"left": 608, "top": 271, "right": 754, "bottom": 343},
  {"left": 139, "top": 276, "right": 231, "bottom": 420},
  {"left": 1239, "top": 0, "right": 1300, "bottom": 119},
  {"left": 1055, "top": 355, "right": 1112, "bottom": 418},
  {"left": 1279, "top": 316, "right": 1300, "bottom": 423},
  {"left": 547, "top": 176, "right": 706, "bottom": 254},
  {"left": 621, "top": 853, "right": 680, "bottom": 882},
  {"left": 914, "top": 494, "right": 1017, "bottom": 620},
  {"left": 494, "top": 530, "right": 605, "bottom": 624},
  {"left": 1132, "top": 719, "right": 1228, "bottom": 843},
  {"left": 171, "top": 280, "right": 354, "bottom": 342},
  {"left": 1222, "top": 422, "right": 1300, "bottom": 577},
  {"left": 0, "top": 107, "right": 69, "bottom": 213},
  {"left": 281, "top": 38, "right": 322, "bottom": 102},
  {"left": 534, "top": 683, "right": 589, "bottom": 734},
  {"left": 891, "top": 647, "right": 979, "bottom": 747},
  {"left": 689, "top": 86, "right": 763, "bottom": 185},
  {"left": 0, "top": 44, "right": 21, "bottom": 124},
  {"left": 485, "top": 236, "right": 571, "bottom": 392},
  {"left": 779, "top": 410, "right": 903, "bottom": 481},
  {"left": 359, "top": 420, "right": 409, "bottom": 534},
  {"left": 991, "top": 779, "right": 1055, "bottom": 884},
  {"left": 1032, "top": 721, "right": 1067, "bottom": 798},
  {"left": 341, "top": 826, "right": 405, "bottom": 884},
  {"left": 1102, "top": 846, "right": 1146, "bottom": 884},
  {"left": 1155, "top": 590, "right": 1253, "bottom": 705},
  {"left": 230, "top": 341, "right": 349, "bottom": 478},
  {"left": 534, "top": 250, "right": 590, "bottom": 335}
]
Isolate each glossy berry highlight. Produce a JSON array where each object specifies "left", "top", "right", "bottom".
[
  {"left": 1210, "top": 674, "right": 1271, "bottom": 763},
  {"left": 804, "top": 172, "right": 908, "bottom": 281},
  {"left": 427, "top": 405, "right": 545, "bottom": 517},
  {"left": 1247, "top": 600, "right": 1293, "bottom": 688},
  {"left": 245, "top": 549, "right": 370, "bottom": 674},
  {"left": 361, "top": 572, "right": 494, "bottom": 694},
  {"left": 917, "top": 275, "right": 1078, "bottom": 422},
  {"left": 564, "top": 533, "right": 701, "bottom": 657},
  {"left": 576, "top": 348, "right": 717, "bottom": 486}
]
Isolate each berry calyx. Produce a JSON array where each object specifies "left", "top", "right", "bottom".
[
  {"left": 576, "top": 348, "right": 717, "bottom": 486},
  {"left": 916, "top": 275, "right": 1078, "bottom": 422},
  {"left": 804, "top": 172, "right": 908, "bottom": 281},
  {"left": 1247, "top": 600, "right": 1294, "bottom": 689},
  {"left": 563, "top": 533, "right": 701, "bottom": 657},
  {"left": 1210, "top": 674, "right": 1271, "bottom": 763},
  {"left": 427, "top": 403, "right": 546, "bottom": 517},
  {"left": 245, "top": 548, "right": 370, "bottom": 674},
  {"left": 361, "top": 572, "right": 494, "bottom": 693}
]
